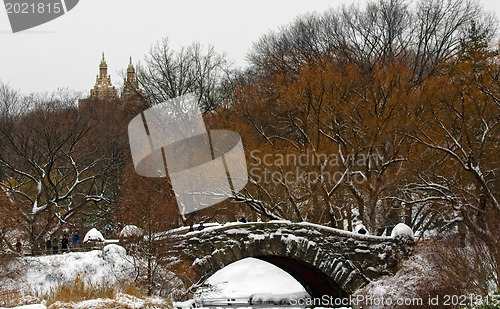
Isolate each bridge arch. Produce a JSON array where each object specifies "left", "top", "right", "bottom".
[
  {"left": 168, "top": 222, "right": 412, "bottom": 298},
  {"left": 256, "top": 255, "right": 347, "bottom": 298}
]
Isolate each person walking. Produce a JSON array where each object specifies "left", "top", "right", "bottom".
[
  {"left": 72, "top": 231, "right": 80, "bottom": 251},
  {"left": 197, "top": 223, "right": 205, "bottom": 231},
  {"left": 46, "top": 236, "right": 52, "bottom": 255},
  {"left": 15, "top": 239, "right": 22, "bottom": 253},
  {"left": 61, "top": 234, "right": 69, "bottom": 253},
  {"left": 52, "top": 236, "right": 59, "bottom": 254}
]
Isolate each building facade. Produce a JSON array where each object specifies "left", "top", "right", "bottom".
[
  {"left": 121, "top": 57, "right": 142, "bottom": 101},
  {"left": 80, "top": 53, "right": 143, "bottom": 112},
  {"left": 90, "top": 53, "right": 118, "bottom": 99}
]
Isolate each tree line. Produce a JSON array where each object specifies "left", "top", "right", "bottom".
[{"left": 0, "top": 0, "right": 499, "bottom": 298}]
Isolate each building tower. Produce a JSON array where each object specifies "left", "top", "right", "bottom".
[
  {"left": 90, "top": 52, "right": 118, "bottom": 99},
  {"left": 121, "top": 56, "right": 142, "bottom": 101}
]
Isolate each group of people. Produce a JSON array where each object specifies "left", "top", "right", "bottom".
[
  {"left": 188, "top": 223, "right": 204, "bottom": 232},
  {"left": 45, "top": 231, "right": 80, "bottom": 254},
  {"left": 13, "top": 231, "right": 80, "bottom": 255}
]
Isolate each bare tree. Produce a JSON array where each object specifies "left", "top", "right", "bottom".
[
  {"left": 403, "top": 26, "right": 500, "bottom": 241},
  {"left": 248, "top": 0, "right": 496, "bottom": 82},
  {"left": 0, "top": 91, "right": 122, "bottom": 255},
  {"left": 136, "top": 39, "right": 231, "bottom": 113},
  {"left": 117, "top": 163, "right": 180, "bottom": 295},
  {"left": 229, "top": 59, "right": 417, "bottom": 234},
  {"left": 0, "top": 82, "right": 21, "bottom": 120}
]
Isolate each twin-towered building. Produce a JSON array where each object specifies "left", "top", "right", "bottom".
[{"left": 88, "top": 53, "right": 141, "bottom": 101}]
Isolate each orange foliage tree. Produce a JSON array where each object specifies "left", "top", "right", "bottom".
[{"left": 117, "top": 162, "right": 184, "bottom": 295}]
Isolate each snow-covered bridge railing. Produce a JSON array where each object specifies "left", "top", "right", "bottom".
[{"left": 165, "top": 221, "right": 414, "bottom": 299}]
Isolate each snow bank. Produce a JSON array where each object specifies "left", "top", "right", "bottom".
[
  {"left": 2, "top": 245, "right": 133, "bottom": 295},
  {"left": 391, "top": 223, "right": 414, "bottom": 239},
  {"left": 83, "top": 228, "right": 105, "bottom": 242},
  {"left": 354, "top": 224, "right": 369, "bottom": 235},
  {"left": 7, "top": 293, "right": 172, "bottom": 309},
  {"left": 119, "top": 225, "right": 144, "bottom": 238},
  {"left": 173, "top": 299, "right": 195, "bottom": 308},
  {"left": 354, "top": 243, "right": 436, "bottom": 306},
  {"left": 0, "top": 305, "right": 47, "bottom": 309},
  {"left": 102, "top": 243, "right": 127, "bottom": 256},
  {"left": 249, "top": 291, "right": 309, "bottom": 305},
  {"left": 197, "top": 258, "right": 306, "bottom": 299}
]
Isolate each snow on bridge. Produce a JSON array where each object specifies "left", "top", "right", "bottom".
[{"left": 164, "top": 221, "right": 414, "bottom": 299}]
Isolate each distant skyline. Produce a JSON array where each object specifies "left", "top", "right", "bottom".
[{"left": 1, "top": 0, "right": 500, "bottom": 95}]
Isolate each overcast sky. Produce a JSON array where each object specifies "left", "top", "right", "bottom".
[{"left": 1, "top": 0, "right": 500, "bottom": 94}]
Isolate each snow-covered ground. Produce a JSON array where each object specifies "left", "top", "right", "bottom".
[
  {"left": 1, "top": 244, "right": 133, "bottom": 295},
  {"left": 2, "top": 244, "right": 308, "bottom": 300},
  {"left": 198, "top": 258, "right": 306, "bottom": 298},
  {"left": 188, "top": 258, "right": 354, "bottom": 309},
  {"left": 1, "top": 305, "right": 45, "bottom": 309},
  {"left": 0, "top": 245, "right": 141, "bottom": 309},
  {"left": 1, "top": 245, "right": 332, "bottom": 309},
  {"left": 0, "top": 293, "right": 171, "bottom": 309},
  {"left": 2, "top": 220, "right": 421, "bottom": 309}
]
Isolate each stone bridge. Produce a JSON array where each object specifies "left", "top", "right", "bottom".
[{"left": 167, "top": 221, "right": 413, "bottom": 298}]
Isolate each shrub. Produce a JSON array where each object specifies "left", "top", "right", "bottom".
[{"left": 43, "top": 274, "right": 117, "bottom": 306}]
